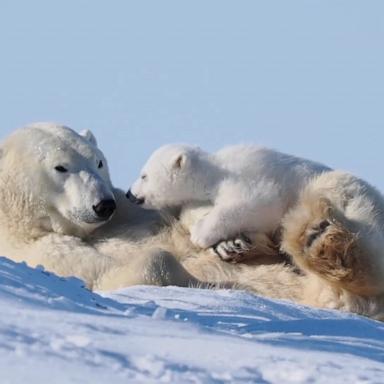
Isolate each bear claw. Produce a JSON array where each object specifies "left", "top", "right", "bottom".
[{"left": 212, "top": 235, "right": 253, "bottom": 262}]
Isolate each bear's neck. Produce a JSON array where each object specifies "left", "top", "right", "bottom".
[
  {"left": 0, "top": 186, "right": 75, "bottom": 245},
  {"left": 0, "top": 189, "right": 47, "bottom": 249},
  {"left": 0, "top": 198, "right": 90, "bottom": 247},
  {"left": 197, "top": 155, "right": 229, "bottom": 202}
]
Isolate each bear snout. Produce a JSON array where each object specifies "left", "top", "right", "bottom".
[
  {"left": 92, "top": 199, "right": 116, "bottom": 220},
  {"left": 126, "top": 190, "right": 145, "bottom": 205}
]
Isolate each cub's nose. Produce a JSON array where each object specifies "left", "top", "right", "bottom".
[
  {"left": 93, "top": 199, "right": 116, "bottom": 219},
  {"left": 126, "top": 190, "right": 145, "bottom": 205}
]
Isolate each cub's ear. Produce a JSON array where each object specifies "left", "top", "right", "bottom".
[
  {"left": 172, "top": 152, "right": 189, "bottom": 170},
  {"left": 79, "top": 129, "right": 98, "bottom": 147}
]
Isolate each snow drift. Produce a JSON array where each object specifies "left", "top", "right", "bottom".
[{"left": 0, "top": 256, "right": 383, "bottom": 383}]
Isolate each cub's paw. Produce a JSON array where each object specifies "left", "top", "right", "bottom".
[{"left": 212, "top": 234, "right": 253, "bottom": 263}]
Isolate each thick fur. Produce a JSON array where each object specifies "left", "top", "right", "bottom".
[
  {"left": 0, "top": 123, "right": 191, "bottom": 290},
  {"left": 0, "top": 123, "right": 300, "bottom": 299},
  {"left": 2, "top": 124, "right": 383, "bottom": 320},
  {"left": 281, "top": 171, "right": 384, "bottom": 320},
  {"left": 131, "top": 144, "right": 384, "bottom": 320},
  {"left": 130, "top": 144, "right": 330, "bottom": 260}
]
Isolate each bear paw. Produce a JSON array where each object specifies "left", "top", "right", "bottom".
[{"left": 212, "top": 235, "right": 253, "bottom": 263}]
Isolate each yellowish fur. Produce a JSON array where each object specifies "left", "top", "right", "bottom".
[{"left": 281, "top": 171, "right": 384, "bottom": 320}]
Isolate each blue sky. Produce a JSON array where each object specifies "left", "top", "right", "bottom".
[{"left": 0, "top": 1, "right": 383, "bottom": 190}]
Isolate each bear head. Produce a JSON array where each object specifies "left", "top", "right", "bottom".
[
  {"left": 0, "top": 123, "right": 116, "bottom": 238},
  {"left": 128, "top": 144, "right": 213, "bottom": 210}
]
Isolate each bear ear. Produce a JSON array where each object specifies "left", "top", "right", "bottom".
[
  {"left": 79, "top": 129, "right": 98, "bottom": 147},
  {"left": 172, "top": 153, "right": 188, "bottom": 170}
]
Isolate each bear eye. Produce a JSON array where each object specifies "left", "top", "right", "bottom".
[
  {"left": 141, "top": 174, "right": 147, "bottom": 181},
  {"left": 98, "top": 160, "right": 103, "bottom": 169},
  {"left": 54, "top": 165, "right": 68, "bottom": 173}
]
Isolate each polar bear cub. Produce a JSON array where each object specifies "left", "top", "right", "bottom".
[{"left": 129, "top": 144, "right": 330, "bottom": 259}]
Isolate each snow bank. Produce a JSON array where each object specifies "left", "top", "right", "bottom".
[{"left": 0, "top": 256, "right": 383, "bottom": 383}]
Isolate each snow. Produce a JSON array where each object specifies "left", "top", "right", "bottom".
[{"left": 0, "top": 257, "right": 383, "bottom": 383}]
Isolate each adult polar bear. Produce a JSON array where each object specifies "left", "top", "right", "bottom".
[
  {"left": 130, "top": 144, "right": 384, "bottom": 320},
  {"left": 0, "top": 122, "right": 296, "bottom": 295}
]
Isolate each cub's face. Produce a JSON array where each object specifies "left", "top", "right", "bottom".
[
  {"left": 128, "top": 144, "right": 204, "bottom": 210},
  {"left": 0, "top": 123, "right": 116, "bottom": 235}
]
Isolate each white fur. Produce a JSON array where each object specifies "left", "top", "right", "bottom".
[
  {"left": 131, "top": 143, "right": 384, "bottom": 320},
  {"left": 0, "top": 124, "right": 192, "bottom": 289},
  {"left": 0, "top": 123, "right": 298, "bottom": 297},
  {"left": 131, "top": 144, "right": 330, "bottom": 248},
  {"left": 3, "top": 124, "right": 384, "bottom": 321}
]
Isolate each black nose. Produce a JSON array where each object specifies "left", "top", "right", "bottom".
[
  {"left": 126, "top": 189, "right": 145, "bottom": 205},
  {"left": 93, "top": 199, "right": 116, "bottom": 219}
]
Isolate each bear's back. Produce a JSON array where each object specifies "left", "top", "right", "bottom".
[
  {"left": 213, "top": 145, "right": 331, "bottom": 206},
  {"left": 215, "top": 145, "right": 329, "bottom": 177}
]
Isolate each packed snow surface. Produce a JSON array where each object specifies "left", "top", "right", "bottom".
[{"left": 0, "top": 256, "right": 383, "bottom": 383}]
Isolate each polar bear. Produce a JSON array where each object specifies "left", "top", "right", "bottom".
[
  {"left": 128, "top": 143, "right": 330, "bottom": 261},
  {"left": 3, "top": 124, "right": 384, "bottom": 320},
  {"left": 129, "top": 144, "right": 384, "bottom": 320},
  {"left": 0, "top": 123, "right": 298, "bottom": 297},
  {"left": 0, "top": 123, "right": 196, "bottom": 290}
]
